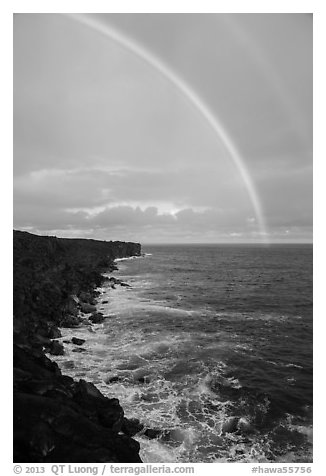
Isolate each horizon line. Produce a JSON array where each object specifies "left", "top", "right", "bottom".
[{"left": 13, "top": 229, "right": 312, "bottom": 246}]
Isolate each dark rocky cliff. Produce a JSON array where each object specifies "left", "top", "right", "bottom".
[{"left": 13, "top": 230, "right": 142, "bottom": 462}]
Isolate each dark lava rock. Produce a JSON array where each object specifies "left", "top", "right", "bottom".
[
  {"left": 76, "top": 379, "right": 105, "bottom": 400},
  {"left": 221, "top": 416, "right": 239, "bottom": 434},
  {"left": 62, "top": 296, "right": 80, "bottom": 317},
  {"left": 14, "top": 392, "right": 141, "bottom": 463},
  {"left": 79, "top": 292, "right": 93, "bottom": 303},
  {"left": 80, "top": 303, "right": 97, "bottom": 314},
  {"left": 80, "top": 318, "right": 92, "bottom": 326},
  {"left": 106, "top": 376, "right": 122, "bottom": 384},
  {"left": 48, "top": 341, "right": 64, "bottom": 356},
  {"left": 71, "top": 337, "right": 86, "bottom": 346},
  {"left": 102, "top": 300, "right": 109, "bottom": 304},
  {"left": 61, "top": 315, "right": 81, "bottom": 328},
  {"left": 120, "top": 282, "right": 130, "bottom": 287},
  {"left": 72, "top": 348, "right": 86, "bottom": 353},
  {"left": 72, "top": 380, "right": 124, "bottom": 432},
  {"left": 48, "top": 326, "right": 62, "bottom": 339},
  {"left": 121, "top": 418, "right": 144, "bottom": 437},
  {"left": 89, "top": 312, "right": 105, "bottom": 324},
  {"left": 13, "top": 230, "right": 142, "bottom": 462},
  {"left": 136, "top": 376, "right": 151, "bottom": 384},
  {"left": 144, "top": 428, "right": 163, "bottom": 439},
  {"left": 14, "top": 345, "right": 61, "bottom": 380}
]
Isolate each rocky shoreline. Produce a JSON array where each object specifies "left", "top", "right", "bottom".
[{"left": 13, "top": 230, "right": 143, "bottom": 462}]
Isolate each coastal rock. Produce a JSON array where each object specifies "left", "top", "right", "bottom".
[
  {"left": 80, "top": 318, "right": 92, "bottom": 326},
  {"left": 48, "top": 340, "right": 64, "bottom": 356},
  {"left": 121, "top": 418, "right": 144, "bottom": 437},
  {"left": 77, "top": 379, "right": 105, "bottom": 400},
  {"left": 14, "top": 392, "right": 141, "bottom": 463},
  {"left": 13, "top": 230, "right": 142, "bottom": 462},
  {"left": 106, "top": 376, "right": 123, "bottom": 384},
  {"left": 79, "top": 292, "right": 92, "bottom": 303},
  {"left": 89, "top": 312, "right": 105, "bottom": 324},
  {"left": 48, "top": 326, "right": 62, "bottom": 339},
  {"left": 221, "top": 416, "right": 239, "bottom": 434},
  {"left": 63, "top": 296, "right": 80, "bottom": 317},
  {"left": 80, "top": 303, "right": 97, "bottom": 314},
  {"left": 61, "top": 315, "right": 81, "bottom": 328},
  {"left": 33, "top": 334, "right": 52, "bottom": 349},
  {"left": 133, "top": 369, "right": 151, "bottom": 384},
  {"left": 71, "top": 337, "right": 86, "bottom": 346},
  {"left": 144, "top": 428, "right": 163, "bottom": 439},
  {"left": 72, "top": 380, "right": 124, "bottom": 432},
  {"left": 14, "top": 344, "right": 61, "bottom": 379}
]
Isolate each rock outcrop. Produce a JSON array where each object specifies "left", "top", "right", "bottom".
[{"left": 13, "top": 230, "right": 142, "bottom": 462}]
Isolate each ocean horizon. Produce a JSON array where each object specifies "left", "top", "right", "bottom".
[{"left": 51, "top": 243, "right": 313, "bottom": 463}]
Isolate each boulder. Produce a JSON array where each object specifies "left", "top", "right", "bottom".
[
  {"left": 48, "top": 326, "right": 62, "bottom": 339},
  {"left": 13, "top": 392, "right": 141, "bottom": 463},
  {"left": 63, "top": 296, "right": 79, "bottom": 316},
  {"left": 106, "top": 376, "right": 122, "bottom": 384},
  {"left": 78, "top": 292, "right": 93, "bottom": 303},
  {"left": 72, "top": 380, "right": 124, "bottom": 432},
  {"left": 221, "top": 416, "right": 239, "bottom": 434},
  {"left": 121, "top": 418, "right": 144, "bottom": 437},
  {"left": 144, "top": 428, "right": 163, "bottom": 439},
  {"left": 89, "top": 312, "right": 105, "bottom": 324},
  {"left": 48, "top": 340, "right": 64, "bottom": 356},
  {"left": 61, "top": 315, "right": 81, "bottom": 328},
  {"left": 33, "top": 334, "right": 52, "bottom": 349},
  {"left": 80, "top": 303, "right": 97, "bottom": 314},
  {"left": 80, "top": 318, "right": 92, "bottom": 327},
  {"left": 71, "top": 337, "right": 86, "bottom": 346},
  {"left": 133, "top": 370, "right": 151, "bottom": 384},
  {"left": 77, "top": 379, "right": 105, "bottom": 400}
]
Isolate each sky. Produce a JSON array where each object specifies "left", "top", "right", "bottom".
[{"left": 13, "top": 13, "right": 312, "bottom": 244}]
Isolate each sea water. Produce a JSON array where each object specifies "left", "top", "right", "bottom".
[{"left": 52, "top": 244, "right": 313, "bottom": 463}]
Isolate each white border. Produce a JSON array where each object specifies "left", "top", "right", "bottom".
[{"left": 4, "top": 1, "right": 321, "bottom": 472}]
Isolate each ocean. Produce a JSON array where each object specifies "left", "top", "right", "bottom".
[{"left": 52, "top": 244, "right": 313, "bottom": 463}]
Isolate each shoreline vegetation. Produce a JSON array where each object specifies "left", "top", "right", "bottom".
[{"left": 13, "top": 230, "right": 143, "bottom": 462}]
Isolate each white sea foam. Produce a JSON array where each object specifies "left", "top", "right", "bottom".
[{"left": 50, "top": 251, "right": 312, "bottom": 463}]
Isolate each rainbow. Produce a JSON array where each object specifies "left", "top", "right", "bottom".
[{"left": 66, "top": 13, "right": 268, "bottom": 242}]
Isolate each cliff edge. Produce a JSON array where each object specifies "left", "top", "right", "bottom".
[{"left": 13, "top": 230, "right": 142, "bottom": 463}]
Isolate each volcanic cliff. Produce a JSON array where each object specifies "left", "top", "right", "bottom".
[{"left": 13, "top": 230, "right": 142, "bottom": 462}]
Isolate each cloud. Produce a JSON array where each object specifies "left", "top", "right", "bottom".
[{"left": 13, "top": 14, "right": 312, "bottom": 243}]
